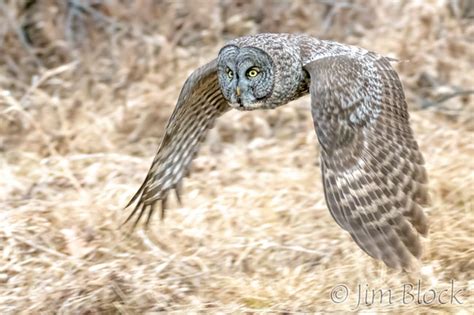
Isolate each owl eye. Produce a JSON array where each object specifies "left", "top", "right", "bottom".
[
  {"left": 226, "top": 67, "right": 233, "bottom": 79},
  {"left": 246, "top": 67, "right": 260, "bottom": 78}
]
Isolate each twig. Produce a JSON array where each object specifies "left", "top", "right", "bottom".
[
  {"left": 19, "top": 61, "right": 79, "bottom": 106},
  {"left": 421, "top": 90, "right": 474, "bottom": 109},
  {"left": 12, "top": 235, "right": 69, "bottom": 259},
  {"left": 68, "top": 0, "right": 125, "bottom": 31},
  {"left": 0, "top": 1, "right": 43, "bottom": 68}
]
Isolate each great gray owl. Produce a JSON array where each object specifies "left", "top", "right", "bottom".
[{"left": 125, "top": 33, "right": 429, "bottom": 271}]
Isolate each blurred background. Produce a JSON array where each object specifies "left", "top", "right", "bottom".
[{"left": 0, "top": 0, "right": 473, "bottom": 313}]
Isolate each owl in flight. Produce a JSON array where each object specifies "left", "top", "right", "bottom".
[{"left": 125, "top": 33, "right": 429, "bottom": 271}]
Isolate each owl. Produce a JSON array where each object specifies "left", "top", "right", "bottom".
[{"left": 125, "top": 33, "right": 429, "bottom": 271}]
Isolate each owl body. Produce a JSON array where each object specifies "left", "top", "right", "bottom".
[{"left": 125, "top": 33, "right": 429, "bottom": 271}]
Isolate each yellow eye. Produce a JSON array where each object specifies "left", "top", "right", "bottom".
[
  {"left": 247, "top": 67, "right": 260, "bottom": 78},
  {"left": 226, "top": 68, "right": 233, "bottom": 78}
]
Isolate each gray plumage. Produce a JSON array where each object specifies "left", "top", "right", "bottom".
[{"left": 125, "top": 33, "right": 429, "bottom": 271}]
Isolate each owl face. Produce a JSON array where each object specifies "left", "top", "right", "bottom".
[{"left": 217, "top": 45, "right": 274, "bottom": 110}]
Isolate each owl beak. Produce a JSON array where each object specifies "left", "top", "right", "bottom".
[{"left": 235, "top": 86, "right": 241, "bottom": 97}]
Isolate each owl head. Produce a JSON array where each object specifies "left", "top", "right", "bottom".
[{"left": 217, "top": 45, "right": 275, "bottom": 111}]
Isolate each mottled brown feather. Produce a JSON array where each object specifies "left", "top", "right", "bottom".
[
  {"left": 304, "top": 54, "right": 429, "bottom": 270},
  {"left": 124, "top": 59, "right": 229, "bottom": 228}
]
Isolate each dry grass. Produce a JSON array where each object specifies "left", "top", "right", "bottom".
[{"left": 0, "top": 0, "right": 473, "bottom": 313}]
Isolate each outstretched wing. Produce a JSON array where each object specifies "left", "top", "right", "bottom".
[
  {"left": 125, "top": 59, "right": 230, "bottom": 228},
  {"left": 304, "top": 52, "right": 429, "bottom": 270}
]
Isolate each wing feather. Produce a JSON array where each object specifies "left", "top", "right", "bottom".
[
  {"left": 125, "top": 59, "right": 229, "bottom": 227},
  {"left": 304, "top": 52, "right": 429, "bottom": 270}
]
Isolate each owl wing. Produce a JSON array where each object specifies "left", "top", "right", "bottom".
[
  {"left": 303, "top": 53, "right": 429, "bottom": 270},
  {"left": 125, "top": 59, "right": 230, "bottom": 228}
]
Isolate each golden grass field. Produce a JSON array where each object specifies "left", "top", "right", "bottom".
[{"left": 0, "top": 0, "right": 473, "bottom": 313}]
